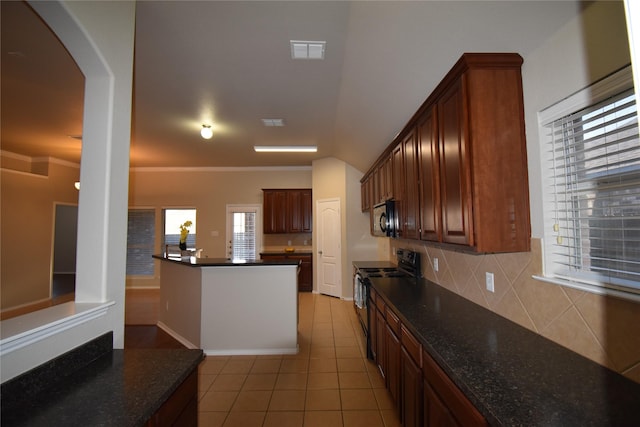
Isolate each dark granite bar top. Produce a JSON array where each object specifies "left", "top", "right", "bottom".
[
  {"left": 153, "top": 254, "right": 299, "bottom": 267},
  {"left": 1, "top": 333, "right": 204, "bottom": 427},
  {"left": 354, "top": 262, "right": 640, "bottom": 426},
  {"left": 260, "top": 250, "right": 313, "bottom": 256}
]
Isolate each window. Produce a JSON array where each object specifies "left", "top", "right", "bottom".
[
  {"left": 126, "top": 209, "right": 155, "bottom": 276},
  {"left": 164, "top": 209, "right": 196, "bottom": 249},
  {"left": 540, "top": 65, "right": 640, "bottom": 296},
  {"left": 226, "top": 205, "right": 262, "bottom": 261}
]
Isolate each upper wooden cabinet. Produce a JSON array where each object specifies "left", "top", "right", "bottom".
[
  {"left": 263, "top": 189, "right": 312, "bottom": 234},
  {"left": 363, "top": 53, "right": 531, "bottom": 253},
  {"left": 426, "top": 53, "right": 530, "bottom": 252}
]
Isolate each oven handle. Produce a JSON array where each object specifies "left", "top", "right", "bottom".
[{"left": 354, "top": 273, "right": 365, "bottom": 309}]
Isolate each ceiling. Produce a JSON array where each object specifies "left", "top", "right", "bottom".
[{"left": 1, "top": 1, "right": 583, "bottom": 173}]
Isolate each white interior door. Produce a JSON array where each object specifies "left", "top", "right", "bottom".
[{"left": 317, "top": 198, "right": 341, "bottom": 297}]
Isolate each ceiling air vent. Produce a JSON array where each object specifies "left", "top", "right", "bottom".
[{"left": 290, "top": 40, "right": 326, "bottom": 60}]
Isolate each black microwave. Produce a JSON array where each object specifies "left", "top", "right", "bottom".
[{"left": 372, "top": 200, "right": 395, "bottom": 237}]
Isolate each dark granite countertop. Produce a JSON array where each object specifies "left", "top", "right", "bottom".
[
  {"left": 260, "top": 250, "right": 313, "bottom": 256},
  {"left": 354, "top": 262, "right": 640, "bottom": 426},
  {"left": 153, "top": 254, "right": 299, "bottom": 267},
  {"left": 1, "top": 333, "right": 204, "bottom": 427}
]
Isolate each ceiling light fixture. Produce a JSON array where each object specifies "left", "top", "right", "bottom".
[
  {"left": 290, "top": 40, "right": 326, "bottom": 60},
  {"left": 254, "top": 145, "right": 317, "bottom": 153},
  {"left": 262, "top": 119, "right": 285, "bottom": 127},
  {"left": 200, "top": 124, "right": 213, "bottom": 139},
  {"left": 74, "top": 181, "right": 80, "bottom": 190}
]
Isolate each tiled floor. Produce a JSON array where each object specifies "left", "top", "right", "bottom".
[{"left": 196, "top": 292, "right": 401, "bottom": 427}]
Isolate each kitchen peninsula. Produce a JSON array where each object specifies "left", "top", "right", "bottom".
[{"left": 153, "top": 255, "right": 299, "bottom": 355}]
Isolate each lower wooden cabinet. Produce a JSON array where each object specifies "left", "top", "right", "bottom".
[
  {"left": 423, "top": 349, "right": 487, "bottom": 427},
  {"left": 386, "top": 322, "right": 401, "bottom": 410},
  {"left": 368, "top": 291, "right": 487, "bottom": 427},
  {"left": 145, "top": 370, "right": 198, "bottom": 427}
]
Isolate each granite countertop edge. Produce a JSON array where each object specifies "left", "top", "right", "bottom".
[
  {"left": 355, "top": 262, "right": 640, "bottom": 426},
  {"left": 152, "top": 254, "right": 299, "bottom": 267}
]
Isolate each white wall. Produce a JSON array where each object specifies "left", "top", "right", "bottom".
[
  {"left": 521, "top": 0, "right": 630, "bottom": 238},
  {"left": 0, "top": 0, "right": 135, "bottom": 382}
]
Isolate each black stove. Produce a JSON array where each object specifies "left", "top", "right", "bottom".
[
  {"left": 353, "top": 249, "right": 421, "bottom": 360},
  {"left": 357, "top": 249, "right": 421, "bottom": 279}
]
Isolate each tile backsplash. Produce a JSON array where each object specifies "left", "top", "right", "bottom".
[{"left": 390, "top": 238, "right": 640, "bottom": 383}]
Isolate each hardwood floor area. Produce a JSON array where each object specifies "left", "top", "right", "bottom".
[{"left": 124, "top": 325, "right": 185, "bottom": 349}]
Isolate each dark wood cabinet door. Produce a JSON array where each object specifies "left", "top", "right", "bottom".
[
  {"left": 385, "top": 323, "right": 401, "bottom": 410},
  {"left": 263, "top": 190, "right": 287, "bottom": 234},
  {"left": 403, "top": 129, "right": 420, "bottom": 240},
  {"left": 438, "top": 79, "right": 472, "bottom": 246},
  {"left": 383, "top": 154, "right": 393, "bottom": 200},
  {"left": 300, "top": 190, "right": 312, "bottom": 232},
  {"left": 297, "top": 256, "right": 312, "bottom": 292},
  {"left": 424, "top": 382, "right": 458, "bottom": 427},
  {"left": 402, "top": 347, "right": 423, "bottom": 427},
  {"left": 288, "top": 191, "right": 303, "bottom": 232},
  {"left": 418, "top": 107, "right": 441, "bottom": 242},
  {"left": 376, "top": 306, "right": 387, "bottom": 378},
  {"left": 361, "top": 175, "right": 372, "bottom": 212},
  {"left": 423, "top": 349, "right": 487, "bottom": 427},
  {"left": 392, "top": 143, "right": 404, "bottom": 237}
]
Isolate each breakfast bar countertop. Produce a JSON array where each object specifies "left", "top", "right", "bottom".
[
  {"left": 367, "top": 275, "right": 640, "bottom": 426},
  {"left": 1, "top": 333, "right": 204, "bottom": 427},
  {"left": 152, "top": 254, "right": 299, "bottom": 267}
]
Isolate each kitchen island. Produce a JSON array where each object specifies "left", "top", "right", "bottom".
[{"left": 153, "top": 255, "right": 299, "bottom": 355}]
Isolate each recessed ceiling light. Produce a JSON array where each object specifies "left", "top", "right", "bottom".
[
  {"left": 254, "top": 145, "right": 317, "bottom": 153},
  {"left": 262, "top": 119, "right": 285, "bottom": 127},
  {"left": 290, "top": 40, "right": 326, "bottom": 60}
]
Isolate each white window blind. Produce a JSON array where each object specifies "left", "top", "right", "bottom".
[
  {"left": 232, "top": 212, "right": 257, "bottom": 260},
  {"left": 127, "top": 209, "right": 155, "bottom": 276},
  {"left": 543, "top": 71, "right": 640, "bottom": 294}
]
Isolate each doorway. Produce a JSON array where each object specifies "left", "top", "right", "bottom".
[
  {"left": 52, "top": 204, "right": 78, "bottom": 298},
  {"left": 316, "top": 198, "right": 341, "bottom": 298},
  {"left": 226, "top": 204, "right": 262, "bottom": 261}
]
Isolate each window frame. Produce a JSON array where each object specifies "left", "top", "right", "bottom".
[
  {"left": 536, "top": 64, "right": 640, "bottom": 302},
  {"left": 163, "top": 208, "right": 197, "bottom": 251}
]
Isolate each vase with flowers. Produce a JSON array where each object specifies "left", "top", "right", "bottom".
[{"left": 179, "top": 220, "right": 192, "bottom": 251}]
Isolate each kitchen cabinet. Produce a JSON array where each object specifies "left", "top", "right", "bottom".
[
  {"left": 417, "top": 106, "right": 440, "bottom": 242},
  {"left": 423, "top": 349, "right": 487, "bottom": 427},
  {"left": 423, "top": 53, "right": 530, "bottom": 252},
  {"left": 361, "top": 174, "right": 372, "bottom": 212},
  {"left": 260, "top": 252, "right": 312, "bottom": 292},
  {"left": 145, "top": 370, "right": 198, "bottom": 427},
  {"left": 385, "top": 308, "right": 402, "bottom": 411},
  {"left": 363, "top": 53, "right": 530, "bottom": 253},
  {"left": 369, "top": 289, "right": 486, "bottom": 427},
  {"left": 402, "top": 129, "right": 420, "bottom": 240},
  {"left": 263, "top": 189, "right": 312, "bottom": 234},
  {"left": 401, "top": 325, "right": 423, "bottom": 427},
  {"left": 392, "top": 143, "right": 404, "bottom": 236}
]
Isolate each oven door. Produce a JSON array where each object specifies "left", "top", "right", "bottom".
[{"left": 353, "top": 273, "right": 368, "bottom": 330}]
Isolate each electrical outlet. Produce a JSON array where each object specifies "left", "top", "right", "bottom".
[
  {"left": 433, "top": 257, "right": 439, "bottom": 272},
  {"left": 485, "top": 272, "right": 495, "bottom": 293}
]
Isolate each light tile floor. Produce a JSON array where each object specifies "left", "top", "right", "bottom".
[{"left": 197, "top": 292, "right": 401, "bottom": 427}]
